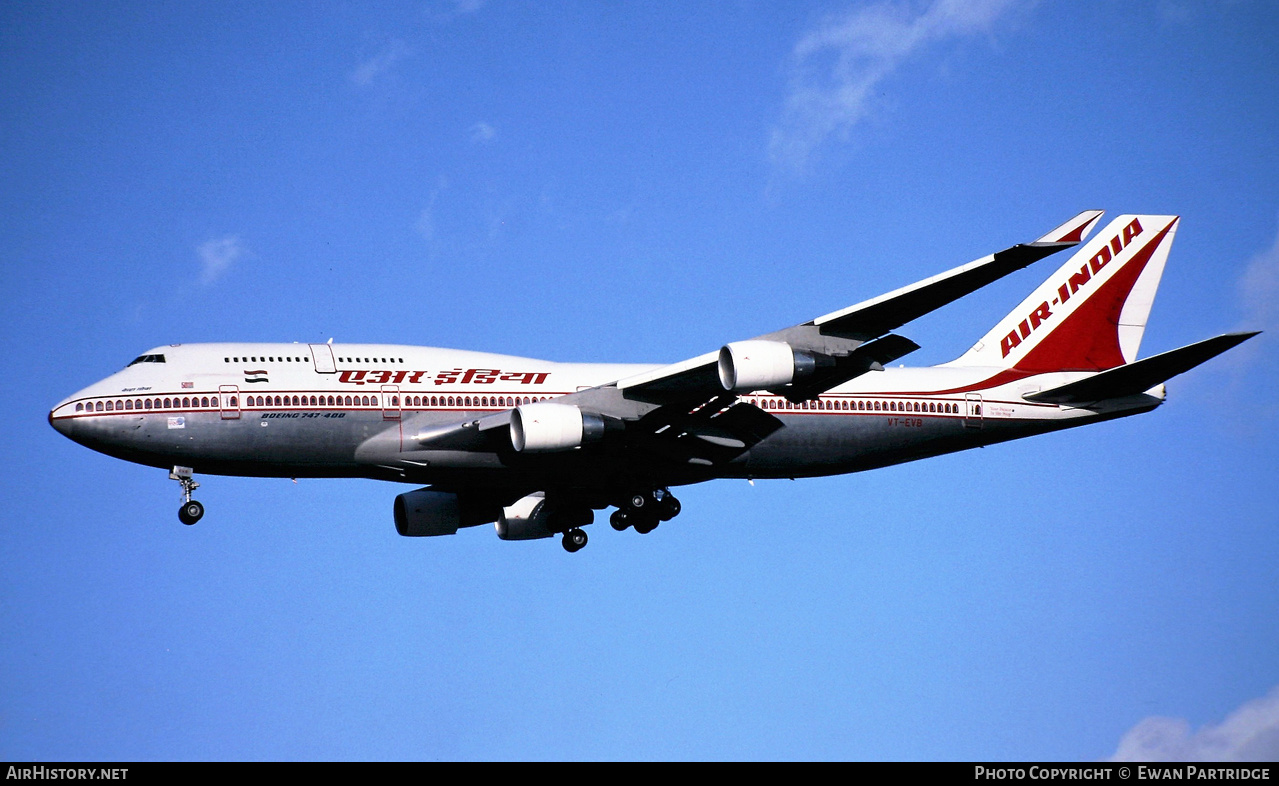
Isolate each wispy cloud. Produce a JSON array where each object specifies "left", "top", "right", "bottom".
[
  {"left": 469, "top": 121, "right": 497, "bottom": 144},
  {"left": 1239, "top": 217, "right": 1279, "bottom": 334},
  {"left": 350, "top": 39, "right": 411, "bottom": 87},
  {"left": 1109, "top": 686, "right": 1279, "bottom": 762},
  {"left": 425, "top": 0, "right": 487, "bottom": 23},
  {"left": 197, "top": 236, "right": 245, "bottom": 285},
  {"left": 415, "top": 177, "right": 449, "bottom": 253},
  {"left": 769, "top": 0, "right": 1019, "bottom": 171}
]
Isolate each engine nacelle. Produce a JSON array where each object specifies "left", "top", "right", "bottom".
[
  {"left": 509, "top": 402, "right": 605, "bottom": 453},
  {"left": 495, "top": 493, "right": 553, "bottom": 540},
  {"left": 718, "top": 340, "right": 819, "bottom": 392},
  {"left": 393, "top": 489, "right": 499, "bottom": 537}
]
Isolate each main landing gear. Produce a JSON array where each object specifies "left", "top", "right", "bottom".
[
  {"left": 553, "top": 488, "right": 683, "bottom": 552},
  {"left": 171, "top": 466, "right": 204, "bottom": 525},
  {"left": 562, "top": 528, "right": 588, "bottom": 553},
  {"left": 544, "top": 506, "right": 591, "bottom": 553},
  {"left": 609, "top": 488, "right": 681, "bottom": 536}
]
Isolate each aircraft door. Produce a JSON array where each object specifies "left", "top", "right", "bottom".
[
  {"left": 382, "top": 385, "right": 401, "bottom": 420},
  {"left": 219, "top": 385, "right": 241, "bottom": 420},
  {"left": 310, "top": 343, "right": 336, "bottom": 374},
  {"left": 964, "top": 393, "right": 983, "bottom": 429}
]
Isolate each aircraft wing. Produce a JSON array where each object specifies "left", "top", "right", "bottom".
[
  {"left": 405, "top": 413, "right": 513, "bottom": 451},
  {"left": 615, "top": 209, "right": 1104, "bottom": 403},
  {"left": 399, "top": 210, "right": 1106, "bottom": 466},
  {"left": 797, "top": 209, "right": 1104, "bottom": 341},
  {"left": 402, "top": 392, "right": 784, "bottom": 468}
]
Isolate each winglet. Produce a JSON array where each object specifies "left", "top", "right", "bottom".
[{"left": 1031, "top": 209, "right": 1104, "bottom": 246}]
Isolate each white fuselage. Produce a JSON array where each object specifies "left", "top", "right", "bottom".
[{"left": 50, "top": 342, "right": 1162, "bottom": 495}]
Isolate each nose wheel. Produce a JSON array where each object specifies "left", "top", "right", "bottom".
[
  {"left": 170, "top": 466, "right": 204, "bottom": 525},
  {"left": 179, "top": 499, "right": 204, "bottom": 525}
]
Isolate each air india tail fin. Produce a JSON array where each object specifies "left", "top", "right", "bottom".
[{"left": 949, "top": 214, "right": 1179, "bottom": 372}]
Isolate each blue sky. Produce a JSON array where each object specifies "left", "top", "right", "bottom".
[{"left": 3, "top": 0, "right": 1278, "bottom": 761}]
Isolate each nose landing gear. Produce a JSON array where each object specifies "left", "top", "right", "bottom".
[{"left": 170, "top": 466, "right": 204, "bottom": 525}]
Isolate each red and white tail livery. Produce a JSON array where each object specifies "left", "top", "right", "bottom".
[{"left": 951, "top": 214, "right": 1178, "bottom": 372}]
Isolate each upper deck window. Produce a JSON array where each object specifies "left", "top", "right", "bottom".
[{"left": 127, "top": 354, "right": 166, "bottom": 367}]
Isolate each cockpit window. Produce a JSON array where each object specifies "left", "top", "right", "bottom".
[{"left": 127, "top": 354, "right": 167, "bottom": 367}]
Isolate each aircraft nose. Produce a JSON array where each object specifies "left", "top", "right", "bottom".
[{"left": 49, "top": 403, "right": 75, "bottom": 438}]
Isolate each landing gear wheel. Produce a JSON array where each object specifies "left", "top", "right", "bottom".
[
  {"left": 178, "top": 500, "right": 204, "bottom": 526},
  {"left": 657, "top": 495, "right": 681, "bottom": 521},
  {"left": 562, "top": 528, "right": 588, "bottom": 552},
  {"left": 629, "top": 493, "right": 649, "bottom": 510},
  {"left": 610, "top": 509, "right": 630, "bottom": 531},
  {"left": 170, "top": 466, "right": 203, "bottom": 526},
  {"left": 633, "top": 515, "right": 659, "bottom": 535}
]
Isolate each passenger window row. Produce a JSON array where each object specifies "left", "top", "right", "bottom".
[
  {"left": 749, "top": 397, "right": 960, "bottom": 414},
  {"left": 74, "top": 393, "right": 556, "bottom": 413},
  {"left": 77, "top": 396, "right": 216, "bottom": 412},
  {"left": 76, "top": 393, "right": 961, "bottom": 416},
  {"left": 221, "top": 355, "right": 415, "bottom": 364},
  {"left": 248, "top": 394, "right": 378, "bottom": 407},
  {"left": 408, "top": 395, "right": 543, "bottom": 408}
]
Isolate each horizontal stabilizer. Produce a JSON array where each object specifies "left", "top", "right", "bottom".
[{"left": 1024, "top": 332, "right": 1259, "bottom": 405}]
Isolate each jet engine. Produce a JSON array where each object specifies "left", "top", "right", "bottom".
[
  {"left": 495, "top": 492, "right": 553, "bottom": 540},
  {"left": 393, "top": 489, "right": 500, "bottom": 537},
  {"left": 509, "top": 402, "right": 606, "bottom": 453},
  {"left": 717, "top": 340, "right": 822, "bottom": 392},
  {"left": 494, "top": 492, "right": 594, "bottom": 541}
]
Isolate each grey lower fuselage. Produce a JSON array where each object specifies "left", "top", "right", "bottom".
[{"left": 49, "top": 342, "right": 1159, "bottom": 502}]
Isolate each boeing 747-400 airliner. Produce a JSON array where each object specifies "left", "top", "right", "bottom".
[{"left": 50, "top": 211, "right": 1257, "bottom": 551}]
